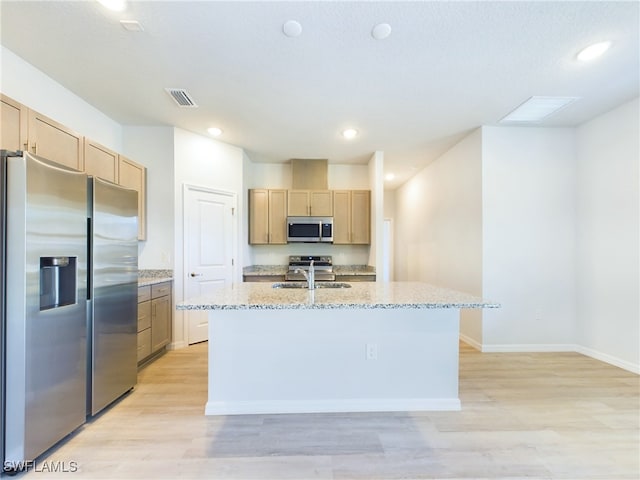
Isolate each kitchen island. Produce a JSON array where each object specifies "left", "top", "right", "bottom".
[{"left": 178, "top": 282, "right": 497, "bottom": 416}]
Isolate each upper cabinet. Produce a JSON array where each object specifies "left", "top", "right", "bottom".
[
  {"left": 333, "top": 190, "right": 370, "bottom": 245},
  {"left": 118, "top": 155, "right": 147, "bottom": 241},
  {"left": 1, "top": 94, "right": 28, "bottom": 151},
  {"left": 249, "top": 189, "right": 287, "bottom": 244},
  {"left": 288, "top": 190, "right": 333, "bottom": 217},
  {"left": 27, "top": 109, "right": 84, "bottom": 171},
  {"left": 84, "top": 139, "right": 119, "bottom": 183},
  {"left": 1, "top": 94, "right": 148, "bottom": 241}
]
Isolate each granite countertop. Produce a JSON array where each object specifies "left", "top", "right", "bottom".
[
  {"left": 177, "top": 282, "right": 498, "bottom": 311},
  {"left": 242, "top": 265, "right": 288, "bottom": 276},
  {"left": 138, "top": 269, "right": 173, "bottom": 287},
  {"left": 138, "top": 276, "right": 173, "bottom": 287},
  {"left": 242, "top": 265, "right": 376, "bottom": 276},
  {"left": 333, "top": 265, "right": 376, "bottom": 275}
]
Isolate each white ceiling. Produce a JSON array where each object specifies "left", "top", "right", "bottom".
[{"left": 1, "top": 1, "right": 638, "bottom": 188}]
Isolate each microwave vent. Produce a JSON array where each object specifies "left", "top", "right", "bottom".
[{"left": 165, "top": 88, "right": 198, "bottom": 108}]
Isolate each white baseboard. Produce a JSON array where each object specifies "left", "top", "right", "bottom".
[
  {"left": 574, "top": 345, "right": 640, "bottom": 374},
  {"left": 459, "top": 334, "right": 482, "bottom": 351},
  {"left": 205, "top": 398, "right": 461, "bottom": 416},
  {"left": 167, "top": 340, "right": 186, "bottom": 351},
  {"left": 481, "top": 343, "right": 576, "bottom": 353},
  {"left": 462, "top": 338, "right": 639, "bottom": 375}
]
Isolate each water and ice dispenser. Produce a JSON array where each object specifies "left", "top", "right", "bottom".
[{"left": 39, "top": 256, "right": 77, "bottom": 310}]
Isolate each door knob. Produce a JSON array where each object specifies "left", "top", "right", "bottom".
[{"left": 190, "top": 273, "right": 202, "bottom": 277}]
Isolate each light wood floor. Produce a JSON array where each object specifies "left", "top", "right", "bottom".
[{"left": 25, "top": 342, "right": 639, "bottom": 479}]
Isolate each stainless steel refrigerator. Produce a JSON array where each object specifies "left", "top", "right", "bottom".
[
  {"left": 1, "top": 151, "right": 138, "bottom": 466},
  {"left": 87, "top": 177, "right": 138, "bottom": 416}
]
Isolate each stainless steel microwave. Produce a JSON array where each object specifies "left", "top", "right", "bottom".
[{"left": 287, "top": 217, "right": 333, "bottom": 243}]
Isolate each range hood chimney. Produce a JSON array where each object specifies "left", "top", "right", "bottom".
[{"left": 291, "top": 159, "right": 328, "bottom": 190}]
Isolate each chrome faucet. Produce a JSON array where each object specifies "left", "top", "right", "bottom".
[{"left": 295, "top": 260, "right": 315, "bottom": 290}]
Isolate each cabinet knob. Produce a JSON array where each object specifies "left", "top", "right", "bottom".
[{"left": 190, "top": 272, "right": 202, "bottom": 277}]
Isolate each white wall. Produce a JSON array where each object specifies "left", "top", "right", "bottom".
[
  {"left": 1, "top": 46, "right": 122, "bottom": 151},
  {"left": 482, "top": 127, "right": 577, "bottom": 350},
  {"left": 172, "top": 128, "right": 245, "bottom": 348},
  {"left": 395, "top": 129, "right": 484, "bottom": 343},
  {"left": 575, "top": 98, "right": 639, "bottom": 372},
  {"left": 122, "top": 126, "right": 175, "bottom": 269},
  {"left": 329, "top": 165, "right": 370, "bottom": 189},
  {"left": 368, "top": 152, "right": 384, "bottom": 272}
]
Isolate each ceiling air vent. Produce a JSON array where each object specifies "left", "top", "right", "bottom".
[{"left": 165, "top": 88, "right": 198, "bottom": 108}]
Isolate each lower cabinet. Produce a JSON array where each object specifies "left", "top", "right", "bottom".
[{"left": 137, "top": 281, "right": 172, "bottom": 365}]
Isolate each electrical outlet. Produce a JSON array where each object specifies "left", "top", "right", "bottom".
[{"left": 366, "top": 343, "right": 378, "bottom": 360}]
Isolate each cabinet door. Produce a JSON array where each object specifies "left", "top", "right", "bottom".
[
  {"left": 1, "top": 94, "right": 27, "bottom": 151},
  {"left": 84, "top": 139, "right": 118, "bottom": 183},
  {"left": 27, "top": 109, "right": 84, "bottom": 171},
  {"left": 287, "top": 190, "right": 309, "bottom": 216},
  {"left": 268, "top": 190, "right": 288, "bottom": 244},
  {"left": 310, "top": 190, "right": 333, "bottom": 216},
  {"left": 351, "top": 190, "right": 371, "bottom": 244},
  {"left": 151, "top": 295, "right": 171, "bottom": 352},
  {"left": 332, "top": 190, "right": 351, "bottom": 244},
  {"left": 249, "top": 189, "right": 269, "bottom": 244},
  {"left": 118, "top": 155, "right": 146, "bottom": 240}
]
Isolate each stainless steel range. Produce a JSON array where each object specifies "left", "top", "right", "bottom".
[{"left": 285, "top": 255, "right": 335, "bottom": 282}]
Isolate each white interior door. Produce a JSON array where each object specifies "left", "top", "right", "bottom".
[{"left": 184, "top": 186, "right": 235, "bottom": 345}]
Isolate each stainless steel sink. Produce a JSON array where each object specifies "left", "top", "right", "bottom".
[{"left": 272, "top": 282, "right": 351, "bottom": 289}]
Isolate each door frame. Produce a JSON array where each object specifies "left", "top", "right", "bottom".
[{"left": 181, "top": 183, "right": 238, "bottom": 345}]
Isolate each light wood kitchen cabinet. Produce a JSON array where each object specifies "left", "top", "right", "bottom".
[
  {"left": 333, "top": 190, "right": 371, "bottom": 245},
  {"left": 249, "top": 189, "right": 287, "bottom": 244},
  {"left": 84, "top": 139, "right": 119, "bottom": 183},
  {"left": 137, "top": 281, "right": 172, "bottom": 365},
  {"left": 1, "top": 94, "right": 27, "bottom": 151},
  {"left": 287, "top": 190, "right": 333, "bottom": 216},
  {"left": 137, "top": 290, "right": 152, "bottom": 362},
  {"left": 151, "top": 282, "right": 171, "bottom": 352},
  {"left": 118, "top": 155, "right": 146, "bottom": 240},
  {"left": 26, "top": 109, "right": 84, "bottom": 171}
]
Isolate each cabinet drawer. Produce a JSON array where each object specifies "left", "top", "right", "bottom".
[
  {"left": 138, "top": 285, "right": 151, "bottom": 302},
  {"left": 138, "top": 300, "right": 151, "bottom": 332},
  {"left": 137, "top": 328, "right": 151, "bottom": 362},
  {"left": 151, "top": 282, "right": 171, "bottom": 299}
]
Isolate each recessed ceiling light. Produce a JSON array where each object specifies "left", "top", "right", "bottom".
[
  {"left": 207, "top": 127, "right": 223, "bottom": 137},
  {"left": 577, "top": 41, "right": 612, "bottom": 62},
  {"left": 371, "top": 23, "right": 392, "bottom": 40},
  {"left": 97, "top": 0, "right": 126, "bottom": 12},
  {"left": 282, "top": 20, "right": 302, "bottom": 38},
  {"left": 385, "top": 173, "right": 395, "bottom": 181},
  {"left": 499, "top": 96, "right": 580, "bottom": 123},
  {"left": 342, "top": 129, "right": 358, "bottom": 139}
]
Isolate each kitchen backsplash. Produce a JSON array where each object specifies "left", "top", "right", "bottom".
[{"left": 248, "top": 244, "right": 370, "bottom": 266}]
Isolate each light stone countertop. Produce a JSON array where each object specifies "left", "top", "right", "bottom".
[
  {"left": 242, "top": 265, "right": 289, "bottom": 276},
  {"left": 138, "top": 269, "right": 173, "bottom": 287},
  {"left": 177, "top": 282, "right": 499, "bottom": 310},
  {"left": 138, "top": 277, "right": 173, "bottom": 287}
]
